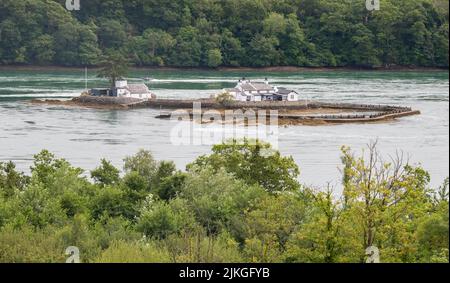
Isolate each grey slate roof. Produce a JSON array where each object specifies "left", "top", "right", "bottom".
[
  {"left": 276, "top": 87, "right": 297, "bottom": 95},
  {"left": 240, "top": 83, "right": 257, "bottom": 91},
  {"left": 225, "top": 88, "right": 240, "bottom": 92},
  {"left": 251, "top": 82, "right": 274, "bottom": 91},
  {"left": 240, "top": 82, "right": 274, "bottom": 92},
  {"left": 126, "top": 84, "right": 151, "bottom": 94}
]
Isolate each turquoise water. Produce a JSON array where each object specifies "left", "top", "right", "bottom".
[{"left": 0, "top": 69, "right": 448, "bottom": 189}]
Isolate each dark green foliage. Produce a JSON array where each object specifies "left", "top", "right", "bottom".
[
  {"left": 136, "top": 196, "right": 194, "bottom": 239},
  {"left": 98, "top": 19, "right": 127, "bottom": 49},
  {"left": 0, "top": 0, "right": 448, "bottom": 68},
  {"left": 0, "top": 161, "right": 28, "bottom": 197},
  {"left": 90, "top": 185, "right": 132, "bottom": 220},
  {"left": 123, "top": 149, "right": 157, "bottom": 179},
  {"left": 97, "top": 52, "right": 130, "bottom": 87},
  {"left": 188, "top": 139, "right": 300, "bottom": 193},
  {"left": 0, "top": 145, "right": 448, "bottom": 263},
  {"left": 154, "top": 172, "right": 187, "bottom": 201},
  {"left": 91, "top": 159, "right": 120, "bottom": 186}
]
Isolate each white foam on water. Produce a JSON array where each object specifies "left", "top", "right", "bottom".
[{"left": 0, "top": 92, "right": 81, "bottom": 98}]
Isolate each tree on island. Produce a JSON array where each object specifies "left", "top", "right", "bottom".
[{"left": 97, "top": 52, "right": 130, "bottom": 88}]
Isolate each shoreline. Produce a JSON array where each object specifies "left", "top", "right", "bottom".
[
  {"left": 1, "top": 65, "right": 448, "bottom": 73},
  {"left": 29, "top": 97, "right": 421, "bottom": 126}
]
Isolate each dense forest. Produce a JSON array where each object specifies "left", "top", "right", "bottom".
[
  {"left": 0, "top": 0, "right": 448, "bottom": 68},
  {"left": 0, "top": 140, "right": 448, "bottom": 263}
]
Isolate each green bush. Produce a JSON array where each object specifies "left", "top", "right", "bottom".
[
  {"left": 0, "top": 225, "right": 65, "bottom": 263},
  {"left": 0, "top": 144, "right": 448, "bottom": 263},
  {"left": 96, "top": 240, "right": 170, "bottom": 263}
]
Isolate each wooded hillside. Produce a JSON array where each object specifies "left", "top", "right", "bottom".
[{"left": 0, "top": 0, "right": 448, "bottom": 68}]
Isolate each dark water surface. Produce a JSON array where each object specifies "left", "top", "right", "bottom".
[{"left": 0, "top": 69, "right": 448, "bottom": 190}]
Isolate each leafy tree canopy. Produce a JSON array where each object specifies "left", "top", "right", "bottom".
[{"left": 0, "top": 0, "right": 448, "bottom": 68}]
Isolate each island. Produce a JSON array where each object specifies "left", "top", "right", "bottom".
[{"left": 31, "top": 77, "right": 420, "bottom": 126}]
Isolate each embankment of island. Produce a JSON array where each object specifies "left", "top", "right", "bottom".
[{"left": 30, "top": 96, "right": 421, "bottom": 125}]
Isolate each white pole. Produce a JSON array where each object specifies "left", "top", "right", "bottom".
[{"left": 85, "top": 67, "right": 88, "bottom": 92}]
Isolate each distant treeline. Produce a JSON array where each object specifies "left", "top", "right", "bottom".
[{"left": 0, "top": 0, "right": 448, "bottom": 68}]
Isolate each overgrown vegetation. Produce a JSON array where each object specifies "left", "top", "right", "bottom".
[
  {"left": 215, "top": 92, "right": 235, "bottom": 106},
  {"left": 0, "top": 140, "right": 448, "bottom": 263},
  {"left": 0, "top": 0, "right": 448, "bottom": 68}
]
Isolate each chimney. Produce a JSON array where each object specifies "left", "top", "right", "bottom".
[{"left": 115, "top": 80, "right": 128, "bottom": 88}]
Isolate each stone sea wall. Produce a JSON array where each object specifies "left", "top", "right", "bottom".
[{"left": 32, "top": 96, "right": 420, "bottom": 124}]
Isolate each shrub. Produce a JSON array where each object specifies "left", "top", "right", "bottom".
[
  {"left": 96, "top": 240, "right": 170, "bottom": 263},
  {"left": 215, "top": 92, "right": 235, "bottom": 107},
  {"left": 0, "top": 225, "right": 65, "bottom": 263}
]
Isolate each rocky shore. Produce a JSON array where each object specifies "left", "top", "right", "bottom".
[
  {"left": 30, "top": 95, "right": 421, "bottom": 125},
  {"left": 31, "top": 96, "right": 144, "bottom": 109}
]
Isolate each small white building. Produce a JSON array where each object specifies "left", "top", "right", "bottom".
[
  {"left": 90, "top": 80, "right": 155, "bottom": 100},
  {"left": 223, "top": 78, "right": 300, "bottom": 102},
  {"left": 114, "top": 80, "right": 154, "bottom": 100},
  {"left": 277, "top": 87, "right": 300, "bottom": 102}
]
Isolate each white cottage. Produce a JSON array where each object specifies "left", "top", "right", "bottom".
[
  {"left": 223, "top": 79, "right": 300, "bottom": 102},
  {"left": 89, "top": 80, "right": 155, "bottom": 100},
  {"left": 114, "top": 80, "right": 154, "bottom": 100},
  {"left": 276, "top": 87, "right": 300, "bottom": 102}
]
